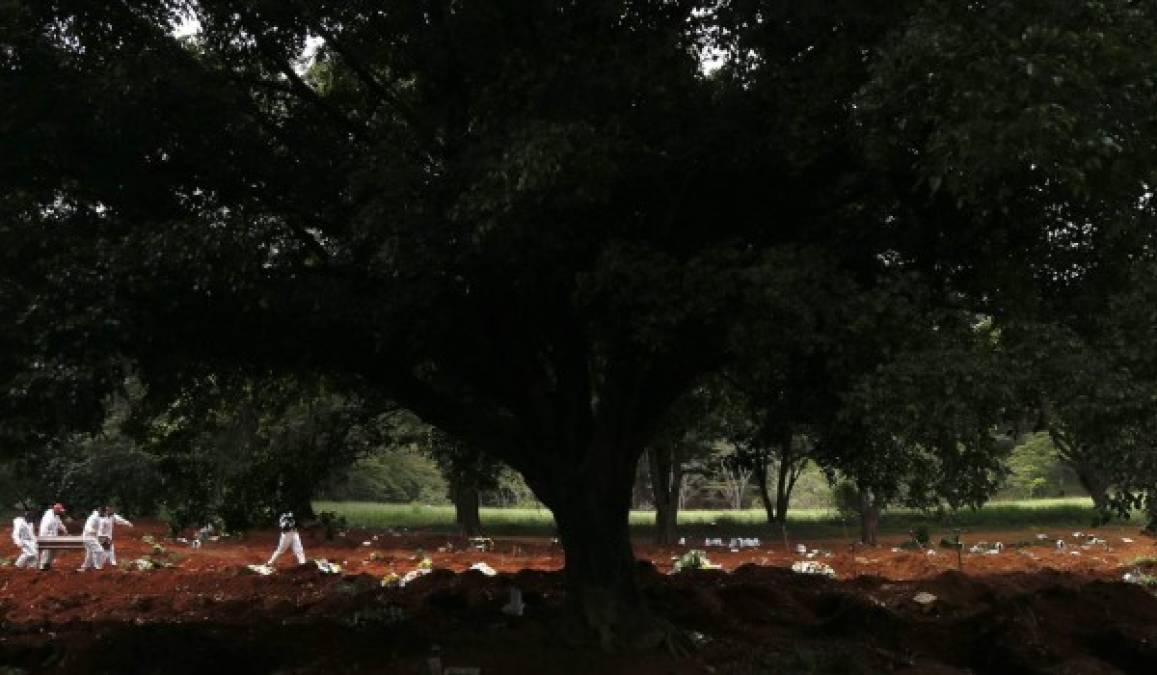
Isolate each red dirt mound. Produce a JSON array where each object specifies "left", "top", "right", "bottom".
[{"left": 2, "top": 523, "right": 1155, "bottom": 673}]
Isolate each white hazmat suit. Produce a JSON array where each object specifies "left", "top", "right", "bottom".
[
  {"left": 97, "top": 513, "right": 133, "bottom": 566},
  {"left": 77, "top": 510, "right": 106, "bottom": 571},
  {"left": 266, "top": 512, "right": 306, "bottom": 566},
  {"left": 11, "top": 516, "right": 37, "bottom": 569},
  {"left": 38, "top": 507, "right": 67, "bottom": 570}
]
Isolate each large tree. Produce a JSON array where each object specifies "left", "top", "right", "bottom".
[{"left": 5, "top": 0, "right": 1157, "bottom": 645}]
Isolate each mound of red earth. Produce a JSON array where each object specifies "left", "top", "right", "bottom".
[{"left": 2, "top": 561, "right": 1155, "bottom": 674}]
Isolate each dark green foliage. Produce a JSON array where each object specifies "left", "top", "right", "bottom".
[
  {"left": 319, "top": 448, "right": 448, "bottom": 504},
  {"left": 831, "top": 315, "right": 1019, "bottom": 512},
  {"left": 11, "top": 385, "right": 163, "bottom": 515},
  {"left": 5, "top": 0, "right": 1157, "bottom": 637},
  {"left": 16, "top": 433, "right": 163, "bottom": 517},
  {"left": 137, "top": 377, "right": 389, "bottom": 531}
]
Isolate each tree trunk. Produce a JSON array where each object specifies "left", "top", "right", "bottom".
[
  {"left": 774, "top": 430, "right": 797, "bottom": 523},
  {"left": 1144, "top": 502, "right": 1157, "bottom": 535},
  {"left": 781, "top": 457, "right": 808, "bottom": 525},
  {"left": 452, "top": 481, "right": 482, "bottom": 536},
  {"left": 775, "top": 458, "right": 791, "bottom": 524},
  {"left": 859, "top": 486, "right": 879, "bottom": 546},
  {"left": 540, "top": 450, "right": 660, "bottom": 650},
  {"left": 719, "top": 460, "right": 753, "bottom": 510},
  {"left": 632, "top": 459, "right": 651, "bottom": 510},
  {"left": 754, "top": 452, "right": 777, "bottom": 524},
  {"left": 647, "top": 446, "right": 682, "bottom": 545},
  {"left": 1072, "top": 461, "right": 1110, "bottom": 510}
]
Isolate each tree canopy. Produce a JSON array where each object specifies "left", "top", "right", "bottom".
[{"left": 5, "top": 0, "right": 1157, "bottom": 644}]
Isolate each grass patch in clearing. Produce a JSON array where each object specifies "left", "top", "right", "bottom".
[{"left": 315, "top": 497, "right": 1108, "bottom": 538}]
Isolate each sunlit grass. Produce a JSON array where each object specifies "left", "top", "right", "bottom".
[{"left": 315, "top": 496, "right": 1114, "bottom": 538}]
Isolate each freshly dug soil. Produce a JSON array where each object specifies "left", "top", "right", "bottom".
[{"left": 1, "top": 523, "right": 1154, "bottom": 674}]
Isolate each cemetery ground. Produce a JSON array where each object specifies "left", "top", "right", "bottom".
[{"left": 1, "top": 508, "right": 1156, "bottom": 674}]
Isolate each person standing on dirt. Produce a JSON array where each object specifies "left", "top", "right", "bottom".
[
  {"left": 98, "top": 505, "right": 133, "bottom": 566},
  {"left": 266, "top": 511, "right": 306, "bottom": 567},
  {"left": 38, "top": 503, "right": 67, "bottom": 570},
  {"left": 11, "top": 511, "right": 38, "bottom": 569},
  {"left": 77, "top": 507, "right": 107, "bottom": 572}
]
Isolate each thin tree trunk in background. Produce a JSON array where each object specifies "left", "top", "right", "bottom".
[
  {"left": 632, "top": 456, "right": 652, "bottom": 510},
  {"left": 720, "top": 459, "right": 753, "bottom": 510},
  {"left": 782, "top": 457, "right": 806, "bottom": 520},
  {"left": 774, "top": 430, "right": 793, "bottom": 522},
  {"left": 648, "top": 445, "right": 682, "bottom": 545},
  {"left": 452, "top": 481, "right": 482, "bottom": 536},
  {"left": 859, "top": 486, "right": 879, "bottom": 546},
  {"left": 754, "top": 451, "right": 776, "bottom": 524}
]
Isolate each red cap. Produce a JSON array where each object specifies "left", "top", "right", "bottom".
[{"left": 52, "top": 503, "right": 65, "bottom": 512}]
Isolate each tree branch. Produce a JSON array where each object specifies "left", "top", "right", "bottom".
[
  {"left": 310, "top": 23, "right": 438, "bottom": 147},
  {"left": 234, "top": 13, "right": 368, "bottom": 144}
]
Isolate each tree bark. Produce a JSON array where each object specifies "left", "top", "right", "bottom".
[
  {"left": 756, "top": 430, "right": 801, "bottom": 526},
  {"left": 773, "top": 430, "right": 793, "bottom": 523},
  {"left": 1053, "top": 434, "right": 1110, "bottom": 509},
  {"left": 1072, "top": 461, "right": 1110, "bottom": 510},
  {"left": 781, "top": 455, "right": 808, "bottom": 523},
  {"left": 647, "top": 445, "right": 682, "bottom": 545},
  {"left": 754, "top": 452, "right": 777, "bottom": 524},
  {"left": 774, "top": 458, "right": 791, "bottom": 524},
  {"left": 859, "top": 486, "right": 879, "bottom": 546},
  {"left": 538, "top": 448, "right": 661, "bottom": 650},
  {"left": 452, "top": 481, "right": 482, "bottom": 536}
]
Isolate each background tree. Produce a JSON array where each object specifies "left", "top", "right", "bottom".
[
  {"left": 821, "top": 314, "right": 1019, "bottom": 544},
  {"left": 642, "top": 385, "right": 717, "bottom": 545},
  {"left": 720, "top": 249, "right": 855, "bottom": 526},
  {"left": 13, "top": 387, "right": 163, "bottom": 516},
  {"left": 425, "top": 429, "right": 503, "bottom": 537},
  {"left": 136, "top": 376, "right": 385, "bottom": 532}
]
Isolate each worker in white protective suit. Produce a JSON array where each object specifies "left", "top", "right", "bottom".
[
  {"left": 77, "top": 507, "right": 107, "bottom": 572},
  {"left": 11, "top": 511, "right": 38, "bottom": 569},
  {"left": 38, "top": 503, "right": 68, "bottom": 570},
  {"left": 97, "top": 505, "right": 133, "bottom": 566},
  {"left": 266, "top": 511, "right": 306, "bottom": 566}
]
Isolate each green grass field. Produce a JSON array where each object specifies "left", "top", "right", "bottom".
[{"left": 314, "top": 497, "right": 1117, "bottom": 539}]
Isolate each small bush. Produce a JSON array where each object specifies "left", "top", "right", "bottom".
[{"left": 672, "top": 549, "right": 721, "bottom": 572}]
